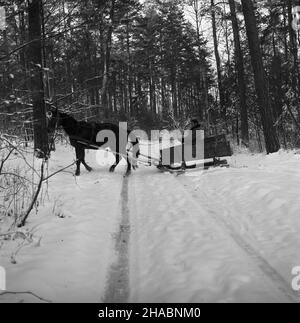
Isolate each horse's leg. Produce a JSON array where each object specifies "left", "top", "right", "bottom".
[
  {"left": 81, "top": 149, "right": 93, "bottom": 172},
  {"left": 109, "top": 152, "right": 120, "bottom": 173},
  {"left": 75, "top": 145, "right": 86, "bottom": 176},
  {"left": 75, "top": 145, "right": 82, "bottom": 176}
]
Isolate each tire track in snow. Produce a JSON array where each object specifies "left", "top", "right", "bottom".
[
  {"left": 177, "top": 175, "right": 300, "bottom": 303},
  {"left": 103, "top": 175, "right": 130, "bottom": 303}
]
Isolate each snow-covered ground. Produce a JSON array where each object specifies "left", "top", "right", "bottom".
[
  {"left": 0, "top": 145, "right": 126, "bottom": 303},
  {"left": 130, "top": 150, "right": 300, "bottom": 303},
  {"left": 1, "top": 143, "right": 300, "bottom": 303}
]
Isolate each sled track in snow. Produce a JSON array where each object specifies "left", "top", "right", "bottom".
[
  {"left": 103, "top": 175, "right": 130, "bottom": 303},
  {"left": 177, "top": 176, "right": 300, "bottom": 303}
]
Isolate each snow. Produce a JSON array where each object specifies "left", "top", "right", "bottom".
[
  {"left": 129, "top": 149, "right": 300, "bottom": 303},
  {"left": 0, "top": 145, "right": 126, "bottom": 303},
  {"left": 1, "top": 143, "right": 300, "bottom": 303}
]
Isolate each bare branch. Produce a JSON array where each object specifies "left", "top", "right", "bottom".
[{"left": 0, "top": 291, "right": 52, "bottom": 303}]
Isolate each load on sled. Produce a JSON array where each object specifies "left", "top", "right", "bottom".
[{"left": 156, "top": 132, "right": 233, "bottom": 173}]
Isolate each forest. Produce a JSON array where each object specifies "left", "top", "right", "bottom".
[
  {"left": 2, "top": 1, "right": 300, "bottom": 305},
  {"left": 1, "top": 0, "right": 300, "bottom": 155}
]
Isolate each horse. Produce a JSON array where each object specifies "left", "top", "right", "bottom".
[{"left": 47, "top": 108, "right": 140, "bottom": 176}]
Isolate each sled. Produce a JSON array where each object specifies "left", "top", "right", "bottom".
[{"left": 157, "top": 134, "right": 232, "bottom": 174}]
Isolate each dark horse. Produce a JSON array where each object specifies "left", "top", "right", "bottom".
[{"left": 47, "top": 108, "right": 140, "bottom": 176}]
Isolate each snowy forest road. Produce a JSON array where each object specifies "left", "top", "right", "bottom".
[
  {"left": 176, "top": 175, "right": 300, "bottom": 303},
  {"left": 2, "top": 148, "right": 300, "bottom": 303},
  {"left": 128, "top": 166, "right": 300, "bottom": 303}
]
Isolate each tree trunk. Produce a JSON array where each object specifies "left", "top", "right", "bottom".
[
  {"left": 211, "top": 0, "right": 226, "bottom": 120},
  {"left": 126, "top": 14, "right": 133, "bottom": 116},
  {"left": 28, "top": 0, "right": 49, "bottom": 159},
  {"left": 101, "top": 0, "right": 115, "bottom": 115},
  {"left": 19, "top": 8, "right": 26, "bottom": 73},
  {"left": 193, "top": 0, "right": 207, "bottom": 122},
  {"left": 171, "top": 70, "right": 178, "bottom": 118},
  {"left": 241, "top": 0, "right": 280, "bottom": 153},
  {"left": 287, "top": 0, "right": 299, "bottom": 92},
  {"left": 228, "top": 0, "right": 249, "bottom": 146}
]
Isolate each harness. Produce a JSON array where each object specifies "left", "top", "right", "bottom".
[{"left": 71, "top": 122, "right": 97, "bottom": 149}]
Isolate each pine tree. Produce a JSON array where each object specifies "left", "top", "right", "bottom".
[
  {"left": 241, "top": 0, "right": 280, "bottom": 153},
  {"left": 28, "top": 0, "right": 49, "bottom": 158}
]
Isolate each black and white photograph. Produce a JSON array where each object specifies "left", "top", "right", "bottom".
[{"left": 1, "top": 0, "right": 300, "bottom": 306}]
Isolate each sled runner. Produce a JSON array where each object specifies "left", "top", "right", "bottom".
[{"left": 157, "top": 158, "right": 230, "bottom": 175}]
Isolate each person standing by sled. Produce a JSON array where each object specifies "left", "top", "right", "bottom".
[
  {"left": 180, "top": 118, "right": 202, "bottom": 169},
  {"left": 190, "top": 118, "right": 201, "bottom": 132}
]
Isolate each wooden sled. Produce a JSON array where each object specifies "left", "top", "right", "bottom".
[{"left": 158, "top": 134, "right": 232, "bottom": 174}]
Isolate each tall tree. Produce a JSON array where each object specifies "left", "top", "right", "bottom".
[
  {"left": 187, "top": 0, "right": 210, "bottom": 124},
  {"left": 228, "top": 0, "right": 249, "bottom": 146},
  {"left": 241, "top": 0, "right": 280, "bottom": 153},
  {"left": 211, "top": 0, "right": 226, "bottom": 121},
  {"left": 101, "top": 0, "right": 116, "bottom": 115},
  {"left": 28, "top": 0, "right": 49, "bottom": 158},
  {"left": 287, "top": 0, "right": 299, "bottom": 93}
]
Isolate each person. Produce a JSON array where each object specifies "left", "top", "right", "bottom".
[
  {"left": 179, "top": 118, "right": 201, "bottom": 169},
  {"left": 190, "top": 118, "right": 200, "bottom": 130},
  {"left": 182, "top": 118, "right": 201, "bottom": 147},
  {"left": 182, "top": 118, "right": 204, "bottom": 168}
]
